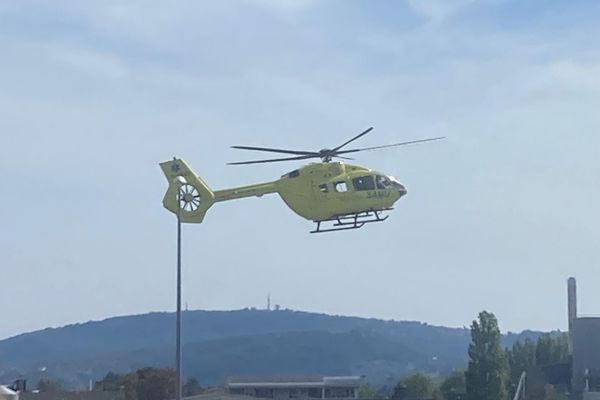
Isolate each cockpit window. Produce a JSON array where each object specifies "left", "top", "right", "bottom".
[
  {"left": 288, "top": 169, "right": 300, "bottom": 178},
  {"left": 352, "top": 176, "right": 375, "bottom": 191},
  {"left": 376, "top": 175, "right": 405, "bottom": 191},
  {"left": 376, "top": 175, "right": 392, "bottom": 189}
]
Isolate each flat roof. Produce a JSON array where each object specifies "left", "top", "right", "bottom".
[{"left": 227, "top": 376, "right": 362, "bottom": 389}]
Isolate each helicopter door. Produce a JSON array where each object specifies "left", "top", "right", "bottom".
[{"left": 332, "top": 180, "right": 353, "bottom": 206}]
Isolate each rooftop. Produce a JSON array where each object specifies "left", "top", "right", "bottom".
[{"left": 226, "top": 376, "right": 362, "bottom": 388}]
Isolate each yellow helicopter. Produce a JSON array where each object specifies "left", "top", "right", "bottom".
[{"left": 160, "top": 127, "right": 443, "bottom": 233}]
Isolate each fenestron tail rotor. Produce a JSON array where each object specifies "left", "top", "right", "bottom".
[
  {"left": 229, "top": 127, "right": 444, "bottom": 165},
  {"left": 179, "top": 183, "right": 201, "bottom": 211}
]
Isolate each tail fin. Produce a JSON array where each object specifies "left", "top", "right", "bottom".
[{"left": 159, "top": 158, "right": 215, "bottom": 223}]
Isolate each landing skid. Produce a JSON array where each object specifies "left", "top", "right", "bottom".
[{"left": 311, "top": 208, "right": 393, "bottom": 234}]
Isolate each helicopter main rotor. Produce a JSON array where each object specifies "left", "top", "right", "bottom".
[{"left": 229, "top": 127, "right": 444, "bottom": 165}]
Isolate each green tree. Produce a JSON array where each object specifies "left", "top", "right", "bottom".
[
  {"left": 440, "top": 371, "right": 466, "bottom": 400},
  {"left": 135, "top": 367, "right": 175, "bottom": 400},
  {"left": 95, "top": 371, "right": 137, "bottom": 400},
  {"left": 37, "top": 379, "right": 64, "bottom": 392},
  {"left": 390, "top": 382, "right": 408, "bottom": 400},
  {"left": 95, "top": 368, "right": 176, "bottom": 400},
  {"left": 358, "top": 384, "right": 381, "bottom": 399},
  {"left": 506, "top": 338, "right": 536, "bottom": 396},
  {"left": 535, "top": 334, "right": 552, "bottom": 365},
  {"left": 122, "top": 373, "right": 139, "bottom": 400},
  {"left": 96, "top": 372, "right": 124, "bottom": 392},
  {"left": 465, "top": 311, "right": 508, "bottom": 400},
  {"left": 552, "top": 333, "right": 569, "bottom": 362},
  {"left": 183, "top": 377, "right": 203, "bottom": 397},
  {"left": 535, "top": 333, "right": 568, "bottom": 366},
  {"left": 403, "top": 373, "right": 436, "bottom": 399}
]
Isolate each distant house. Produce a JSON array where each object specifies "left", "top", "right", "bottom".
[{"left": 226, "top": 376, "right": 361, "bottom": 400}]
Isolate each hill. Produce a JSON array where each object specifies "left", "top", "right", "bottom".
[{"left": 0, "top": 309, "right": 546, "bottom": 389}]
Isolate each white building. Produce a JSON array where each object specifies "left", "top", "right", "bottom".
[
  {"left": 0, "top": 386, "right": 18, "bottom": 400},
  {"left": 227, "top": 376, "right": 361, "bottom": 400}
]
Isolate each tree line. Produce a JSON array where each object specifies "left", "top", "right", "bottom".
[
  {"left": 358, "top": 311, "right": 569, "bottom": 400},
  {"left": 94, "top": 367, "right": 202, "bottom": 400}
]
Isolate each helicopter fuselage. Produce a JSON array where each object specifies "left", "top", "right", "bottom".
[
  {"left": 212, "top": 162, "right": 407, "bottom": 221},
  {"left": 160, "top": 158, "right": 407, "bottom": 229}
]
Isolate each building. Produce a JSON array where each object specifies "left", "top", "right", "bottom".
[
  {"left": 226, "top": 376, "right": 361, "bottom": 400},
  {"left": 18, "top": 392, "right": 123, "bottom": 400},
  {"left": 568, "top": 278, "right": 600, "bottom": 400},
  {"left": 0, "top": 386, "right": 18, "bottom": 400},
  {"left": 183, "top": 388, "right": 256, "bottom": 400},
  {"left": 571, "top": 317, "right": 600, "bottom": 399}
]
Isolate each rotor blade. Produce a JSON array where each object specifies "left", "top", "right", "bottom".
[
  {"left": 332, "top": 127, "right": 374, "bottom": 152},
  {"left": 227, "top": 154, "right": 318, "bottom": 165},
  {"left": 231, "top": 145, "right": 319, "bottom": 156},
  {"left": 335, "top": 156, "right": 355, "bottom": 160},
  {"left": 336, "top": 136, "right": 445, "bottom": 155}
]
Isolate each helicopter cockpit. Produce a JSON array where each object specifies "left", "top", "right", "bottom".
[
  {"left": 349, "top": 174, "right": 407, "bottom": 195},
  {"left": 375, "top": 175, "right": 406, "bottom": 192}
]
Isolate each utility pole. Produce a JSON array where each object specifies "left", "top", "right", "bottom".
[{"left": 173, "top": 176, "right": 187, "bottom": 400}]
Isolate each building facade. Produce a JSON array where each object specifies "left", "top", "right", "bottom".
[
  {"left": 572, "top": 317, "right": 600, "bottom": 399},
  {"left": 227, "top": 376, "right": 361, "bottom": 400},
  {"left": 568, "top": 278, "right": 600, "bottom": 400}
]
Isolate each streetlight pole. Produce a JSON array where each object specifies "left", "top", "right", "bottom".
[{"left": 173, "top": 176, "right": 187, "bottom": 400}]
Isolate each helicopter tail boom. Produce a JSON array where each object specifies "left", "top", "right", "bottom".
[
  {"left": 159, "top": 158, "right": 215, "bottom": 223},
  {"left": 213, "top": 182, "right": 278, "bottom": 202}
]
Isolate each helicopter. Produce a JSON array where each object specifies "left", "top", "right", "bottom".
[{"left": 160, "top": 127, "right": 443, "bottom": 233}]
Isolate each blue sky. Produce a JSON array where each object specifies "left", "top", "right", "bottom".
[{"left": 1, "top": 0, "right": 600, "bottom": 339}]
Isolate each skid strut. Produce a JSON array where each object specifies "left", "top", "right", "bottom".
[{"left": 311, "top": 208, "right": 393, "bottom": 234}]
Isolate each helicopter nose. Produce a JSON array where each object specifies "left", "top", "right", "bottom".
[{"left": 397, "top": 184, "right": 407, "bottom": 197}]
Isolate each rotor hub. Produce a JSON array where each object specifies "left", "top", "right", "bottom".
[{"left": 319, "top": 149, "right": 334, "bottom": 162}]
